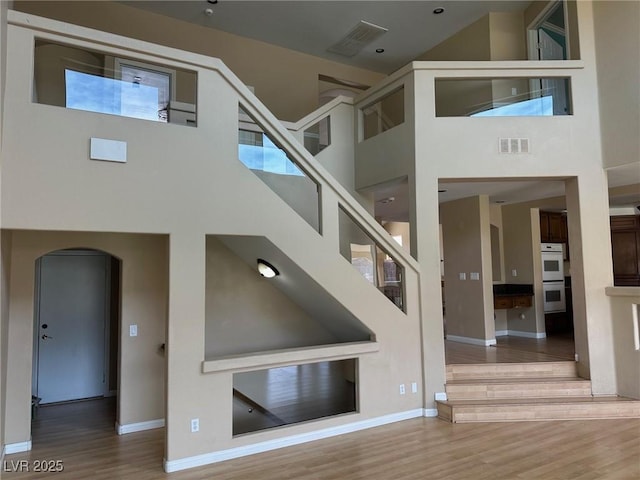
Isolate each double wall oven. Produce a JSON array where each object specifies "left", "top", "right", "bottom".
[{"left": 541, "top": 243, "right": 566, "bottom": 313}]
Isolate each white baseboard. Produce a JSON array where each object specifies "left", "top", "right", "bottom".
[
  {"left": 423, "top": 408, "right": 438, "bottom": 417},
  {"left": 164, "top": 409, "right": 423, "bottom": 473},
  {"left": 446, "top": 335, "right": 497, "bottom": 346},
  {"left": 434, "top": 392, "right": 447, "bottom": 401},
  {"left": 507, "top": 330, "right": 547, "bottom": 339},
  {"left": 495, "top": 330, "right": 509, "bottom": 337},
  {"left": 5, "top": 441, "right": 32, "bottom": 454},
  {"left": 116, "top": 418, "right": 165, "bottom": 435}
]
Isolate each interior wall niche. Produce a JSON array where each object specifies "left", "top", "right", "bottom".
[{"left": 233, "top": 359, "right": 357, "bottom": 436}]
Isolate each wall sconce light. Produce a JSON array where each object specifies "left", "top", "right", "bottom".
[{"left": 257, "top": 259, "right": 279, "bottom": 278}]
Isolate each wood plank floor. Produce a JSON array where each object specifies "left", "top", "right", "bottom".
[
  {"left": 233, "top": 361, "right": 355, "bottom": 435},
  {"left": 4, "top": 397, "right": 639, "bottom": 479},
  {"left": 446, "top": 333, "right": 575, "bottom": 364}
]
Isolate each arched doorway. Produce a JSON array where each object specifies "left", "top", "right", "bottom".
[{"left": 32, "top": 249, "right": 121, "bottom": 407}]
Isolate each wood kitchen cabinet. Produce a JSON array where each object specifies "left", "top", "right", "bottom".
[
  {"left": 611, "top": 215, "right": 640, "bottom": 286},
  {"left": 540, "top": 211, "right": 568, "bottom": 244},
  {"left": 493, "top": 295, "right": 533, "bottom": 310}
]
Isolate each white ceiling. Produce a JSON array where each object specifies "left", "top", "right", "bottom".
[
  {"left": 124, "top": 0, "right": 531, "bottom": 73},
  {"left": 125, "top": 1, "right": 640, "bottom": 215}
]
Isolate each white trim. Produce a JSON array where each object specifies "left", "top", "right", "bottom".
[
  {"left": 163, "top": 409, "right": 423, "bottom": 473},
  {"left": 508, "top": 330, "right": 547, "bottom": 339},
  {"left": 446, "top": 335, "right": 497, "bottom": 346},
  {"left": 202, "top": 341, "right": 378, "bottom": 374},
  {"left": 116, "top": 419, "right": 165, "bottom": 435},
  {"left": 5, "top": 441, "right": 32, "bottom": 454},
  {"left": 423, "top": 409, "right": 438, "bottom": 417},
  {"left": 605, "top": 286, "right": 640, "bottom": 298},
  {"left": 1, "top": 445, "right": 5, "bottom": 462},
  {"left": 494, "top": 330, "right": 546, "bottom": 339}
]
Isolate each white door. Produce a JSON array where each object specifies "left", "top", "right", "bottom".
[
  {"left": 35, "top": 252, "right": 108, "bottom": 404},
  {"left": 539, "top": 29, "right": 569, "bottom": 115}
]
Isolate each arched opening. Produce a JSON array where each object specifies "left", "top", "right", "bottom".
[{"left": 31, "top": 248, "right": 121, "bottom": 444}]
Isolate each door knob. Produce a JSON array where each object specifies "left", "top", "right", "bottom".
[{"left": 41, "top": 334, "right": 53, "bottom": 340}]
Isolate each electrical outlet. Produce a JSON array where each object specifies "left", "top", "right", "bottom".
[
  {"left": 411, "top": 382, "right": 418, "bottom": 394},
  {"left": 399, "top": 384, "right": 406, "bottom": 395},
  {"left": 434, "top": 392, "right": 447, "bottom": 401},
  {"left": 512, "top": 269, "right": 518, "bottom": 277},
  {"left": 511, "top": 87, "right": 518, "bottom": 96},
  {"left": 129, "top": 324, "right": 138, "bottom": 337},
  {"left": 575, "top": 353, "right": 579, "bottom": 362},
  {"left": 191, "top": 418, "right": 199, "bottom": 433}
]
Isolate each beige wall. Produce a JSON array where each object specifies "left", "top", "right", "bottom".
[
  {"left": 3, "top": 14, "right": 423, "bottom": 464},
  {"left": 205, "top": 237, "right": 337, "bottom": 357},
  {"left": 489, "top": 204, "right": 505, "bottom": 283},
  {"left": 440, "top": 195, "right": 495, "bottom": 343},
  {"left": 14, "top": 1, "right": 384, "bottom": 121},
  {"left": 0, "top": 0, "right": 11, "bottom": 454},
  {"left": 3, "top": 230, "right": 167, "bottom": 444},
  {"left": 0, "top": 231, "right": 11, "bottom": 452},
  {"left": 489, "top": 205, "right": 507, "bottom": 333},
  {"left": 1, "top": 0, "right": 633, "bottom": 468},
  {"left": 501, "top": 205, "right": 544, "bottom": 334},
  {"left": 418, "top": 15, "right": 491, "bottom": 61},
  {"left": 593, "top": 0, "right": 640, "bottom": 170},
  {"left": 423, "top": 12, "right": 531, "bottom": 116},
  {"left": 606, "top": 288, "right": 640, "bottom": 399},
  {"left": 489, "top": 12, "right": 527, "bottom": 60}
]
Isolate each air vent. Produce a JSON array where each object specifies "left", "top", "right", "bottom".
[
  {"left": 327, "top": 20, "right": 388, "bottom": 57},
  {"left": 499, "top": 138, "right": 530, "bottom": 154}
]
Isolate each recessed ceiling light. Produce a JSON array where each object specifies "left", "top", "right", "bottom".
[
  {"left": 433, "top": 7, "right": 445, "bottom": 15},
  {"left": 375, "top": 48, "right": 385, "bottom": 53},
  {"left": 438, "top": 189, "right": 447, "bottom": 193}
]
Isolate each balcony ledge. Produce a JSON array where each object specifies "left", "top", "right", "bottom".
[{"left": 202, "top": 341, "right": 379, "bottom": 374}]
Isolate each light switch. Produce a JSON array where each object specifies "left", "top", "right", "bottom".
[
  {"left": 470, "top": 272, "right": 480, "bottom": 280},
  {"left": 512, "top": 269, "right": 518, "bottom": 277},
  {"left": 129, "top": 324, "right": 138, "bottom": 337},
  {"left": 459, "top": 273, "right": 466, "bottom": 280}
]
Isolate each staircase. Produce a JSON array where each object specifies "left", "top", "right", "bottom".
[{"left": 437, "top": 361, "right": 640, "bottom": 423}]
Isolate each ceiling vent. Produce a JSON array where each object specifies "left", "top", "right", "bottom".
[{"left": 327, "top": 20, "right": 388, "bottom": 57}]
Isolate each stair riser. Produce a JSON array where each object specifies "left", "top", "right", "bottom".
[
  {"left": 448, "top": 404, "right": 640, "bottom": 423},
  {"left": 446, "top": 383, "right": 592, "bottom": 401}
]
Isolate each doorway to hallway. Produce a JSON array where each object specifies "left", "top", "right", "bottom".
[{"left": 32, "top": 249, "right": 120, "bottom": 422}]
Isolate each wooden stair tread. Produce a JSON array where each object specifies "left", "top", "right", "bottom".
[
  {"left": 446, "top": 361, "right": 578, "bottom": 381},
  {"left": 446, "top": 377, "right": 588, "bottom": 385},
  {"left": 438, "top": 396, "right": 639, "bottom": 406}
]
